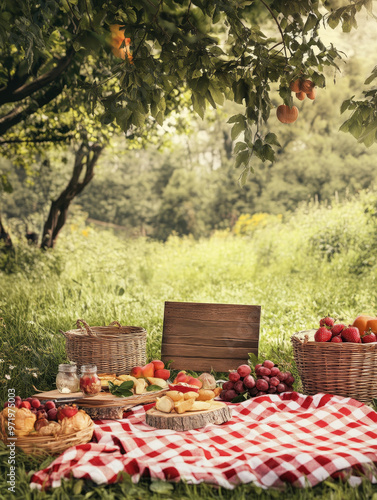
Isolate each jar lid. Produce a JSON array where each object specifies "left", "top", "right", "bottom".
[
  {"left": 81, "top": 364, "right": 97, "bottom": 372},
  {"left": 58, "top": 364, "right": 77, "bottom": 373}
]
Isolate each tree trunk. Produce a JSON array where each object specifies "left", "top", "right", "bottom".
[
  {"left": 41, "top": 142, "right": 103, "bottom": 249},
  {"left": 0, "top": 214, "right": 13, "bottom": 250}
]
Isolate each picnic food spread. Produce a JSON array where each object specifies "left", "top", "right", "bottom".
[{"left": 3, "top": 312, "right": 377, "bottom": 491}]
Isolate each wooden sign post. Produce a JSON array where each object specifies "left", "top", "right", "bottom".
[{"left": 161, "top": 301, "right": 260, "bottom": 372}]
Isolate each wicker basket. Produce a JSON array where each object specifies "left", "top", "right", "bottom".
[
  {"left": 0, "top": 421, "right": 95, "bottom": 455},
  {"left": 61, "top": 319, "right": 147, "bottom": 374},
  {"left": 291, "top": 329, "right": 377, "bottom": 403}
]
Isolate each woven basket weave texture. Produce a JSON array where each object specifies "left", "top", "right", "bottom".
[
  {"left": 291, "top": 329, "right": 377, "bottom": 403},
  {"left": 0, "top": 421, "right": 94, "bottom": 455},
  {"left": 62, "top": 319, "right": 147, "bottom": 374}
]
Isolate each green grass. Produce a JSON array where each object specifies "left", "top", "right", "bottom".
[{"left": 2, "top": 192, "right": 377, "bottom": 498}]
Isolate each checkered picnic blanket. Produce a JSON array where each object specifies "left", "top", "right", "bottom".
[{"left": 30, "top": 392, "right": 377, "bottom": 490}]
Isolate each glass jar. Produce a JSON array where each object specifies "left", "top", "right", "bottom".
[
  {"left": 56, "top": 364, "right": 80, "bottom": 394},
  {"left": 80, "top": 364, "right": 101, "bottom": 395}
]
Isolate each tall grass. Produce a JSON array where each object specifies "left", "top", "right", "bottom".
[{"left": 1, "top": 191, "right": 377, "bottom": 498}]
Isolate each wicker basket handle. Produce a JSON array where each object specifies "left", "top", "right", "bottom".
[
  {"left": 109, "top": 321, "right": 122, "bottom": 328},
  {"left": 76, "top": 319, "right": 96, "bottom": 337}
]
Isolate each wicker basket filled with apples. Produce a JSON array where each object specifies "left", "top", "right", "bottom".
[{"left": 0, "top": 396, "right": 94, "bottom": 455}]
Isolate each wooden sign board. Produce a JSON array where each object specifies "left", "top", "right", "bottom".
[{"left": 161, "top": 301, "right": 260, "bottom": 372}]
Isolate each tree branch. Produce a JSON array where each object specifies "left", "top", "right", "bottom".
[
  {"left": 0, "top": 136, "right": 73, "bottom": 145},
  {"left": 0, "top": 48, "right": 74, "bottom": 106},
  {"left": 260, "top": 0, "right": 288, "bottom": 59},
  {"left": 0, "top": 83, "right": 64, "bottom": 136}
]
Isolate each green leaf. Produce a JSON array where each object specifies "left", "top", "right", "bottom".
[
  {"left": 231, "top": 121, "right": 245, "bottom": 141},
  {"left": 340, "top": 98, "right": 353, "bottom": 114},
  {"left": 261, "top": 144, "right": 275, "bottom": 163},
  {"left": 227, "top": 114, "right": 245, "bottom": 124},
  {"left": 303, "top": 14, "right": 318, "bottom": 34},
  {"left": 264, "top": 133, "right": 281, "bottom": 147},
  {"left": 234, "top": 142, "right": 248, "bottom": 154},
  {"left": 231, "top": 392, "right": 248, "bottom": 403},
  {"left": 235, "top": 150, "right": 250, "bottom": 169},
  {"left": 146, "top": 384, "right": 163, "bottom": 391},
  {"left": 349, "top": 119, "right": 362, "bottom": 139},
  {"left": 192, "top": 92, "right": 206, "bottom": 119},
  {"left": 364, "top": 68, "right": 377, "bottom": 85},
  {"left": 239, "top": 167, "right": 249, "bottom": 187},
  {"left": 328, "top": 14, "right": 340, "bottom": 29},
  {"left": 108, "top": 380, "right": 134, "bottom": 398}
]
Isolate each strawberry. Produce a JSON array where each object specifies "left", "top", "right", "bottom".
[
  {"left": 361, "top": 330, "right": 377, "bottom": 343},
  {"left": 319, "top": 316, "right": 334, "bottom": 328},
  {"left": 314, "top": 327, "right": 332, "bottom": 342},
  {"left": 341, "top": 326, "right": 361, "bottom": 343},
  {"left": 331, "top": 336, "right": 342, "bottom": 343},
  {"left": 331, "top": 324, "right": 345, "bottom": 337}
]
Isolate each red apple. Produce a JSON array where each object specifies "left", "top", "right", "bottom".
[
  {"left": 130, "top": 366, "right": 143, "bottom": 378},
  {"left": 154, "top": 368, "right": 170, "bottom": 381},
  {"left": 31, "top": 398, "right": 41, "bottom": 409},
  {"left": 20, "top": 401, "right": 31, "bottom": 410},
  {"left": 152, "top": 360, "right": 164, "bottom": 371}
]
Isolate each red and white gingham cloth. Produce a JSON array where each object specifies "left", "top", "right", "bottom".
[{"left": 30, "top": 392, "right": 377, "bottom": 490}]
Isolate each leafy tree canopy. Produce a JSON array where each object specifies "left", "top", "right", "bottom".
[{"left": 0, "top": 0, "right": 375, "bottom": 185}]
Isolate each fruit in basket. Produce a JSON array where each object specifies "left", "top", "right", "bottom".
[
  {"left": 31, "top": 398, "right": 41, "bottom": 409},
  {"left": 352, "top": 315, "right": 376, "bottom": 335},
  {"left": 36, "top": 409, "right": 48, "bottom": 420},
  {"left": 34, "top": 418, "right": 49, "bottom": 432},
  {"left": 57, "top": 404, "right": 79, "bottom": 421},
  {"left": 319, "top": 316, "right": 334, "bottom": 328},
  {"left": 331, "top": 336, "right": 343, "bottom": 343},
  {"left": 331, "top": 324, "right": 345, "bottom": 337},
  {"left": 20, "top": 401, "right": 31, "bottom": 410},
  {"left": 361, "top": 330, "right": 377, "bottom": 343},
  {"left": 314, "top": 327, "right": 332, "bottom": 342},
  {"left": 366, "top": 318, "right": 377, "bottom": 334},
  {"left": 47, "top": 408, "right": 58, "bottom": 421},
  {"left": 44, "top": 401, "right": 56, "bottom": 411},
  {"left": 341, "top": 326, "right": 361, "bottom": 343}
]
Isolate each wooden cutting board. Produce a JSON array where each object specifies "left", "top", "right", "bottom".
[
  {"left": 145, "top": 401, "right": 232, "bottom": 431},
  {"left": 33, "top": 388, "right": 168, "bottom": 408}
]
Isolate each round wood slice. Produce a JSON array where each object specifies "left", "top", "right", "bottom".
[{"left": 145, "top": 401, "right": 232, "bottom": 431}]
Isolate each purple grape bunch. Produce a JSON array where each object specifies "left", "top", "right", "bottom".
[{"left": 220, "top": 361, "right": 295, "bottom": 402}]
